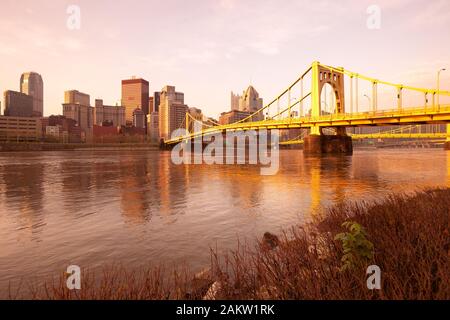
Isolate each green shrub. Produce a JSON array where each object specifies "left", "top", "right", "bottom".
[{"left": 334, "top": 221, "right": 374, "bottom": 271}]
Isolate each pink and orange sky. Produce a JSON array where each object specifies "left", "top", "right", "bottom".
[{"left": 1, "top": 0, "right": 449, "bottom": 118}]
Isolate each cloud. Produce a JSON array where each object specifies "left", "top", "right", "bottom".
[
  {"left": 0, "top": 45, "right": 18, "bottom": 56},
  {"left": 179, "top": 49, "right": 217, "bottom": 64},
  {"left": 206, "top": 0, "right": 335, "bottom": 58},
  {"left": 0, "top": 15, "right": 85, "bottom": 58},
  {"left": 410, "top": 0, "right": 450, "bottom": 27},
  {"left": 59, "top": 37, "right": 83, "bottom": 51},
  {"left": 218, "top": 0, "right": 236, "bottom": 10},
  {"left": 249, "top": 42, "right": 280, "bottom": 56},
  {"left": 104, "top": 29, "right": 121, "bottom": 40}
]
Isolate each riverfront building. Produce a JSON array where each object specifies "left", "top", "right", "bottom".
[
  {"left": 0, "top": 116, "right": 42, "bottom": 142},
  {"left": 132, "top": 108, "right": 145, "bottom": 129},
  {"left": 94, "top": 99, "right": 126, "bottom": 127},
  {"left": 41, "top": 115, "right": 81, "bottom": 143}
]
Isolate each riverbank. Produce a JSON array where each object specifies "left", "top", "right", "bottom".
[
  {"left": 0, "top": 142, "right": 159, "bottom": 152},
  {"left": 14, "top": 188, "right": 449, "bottom": 300}
]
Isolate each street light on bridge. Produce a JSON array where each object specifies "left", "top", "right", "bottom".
[
  {"left": 289, "top": 97, "right": 301, "bottom": 118},
  {"left": 437, "top": 68, "right": 446, "bottom": 108}
]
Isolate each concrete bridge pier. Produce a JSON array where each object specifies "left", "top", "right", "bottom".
[{"left": 303, "top": 127, "right": 353, "bottom": 155}]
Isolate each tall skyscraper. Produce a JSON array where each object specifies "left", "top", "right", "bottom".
[
  {"left": 159, "top": 86, "right": 188, "bottom": 141},
  {"left": 62, "top": 90, "right": 94, "bottom": 131},
  {"left": 3, "top": 90, "right": 33, "bottom": 117},
  {"left": 149, "top": 97, "right": 154, "bottom": 114},
  {"left": 226, "top": 85, "right": 264, "bottom": 122},
  {"left": 238, "top": 85, "right": 263, "bottom": 113},
  {"left": 121, "top": 78, "right": 149, "bottom": 126},
  {"left": 20, "top": 72, "right": 43, "bottom": 117}
]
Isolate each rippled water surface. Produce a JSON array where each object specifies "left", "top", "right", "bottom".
[{"left": 1, "top": 149, "right": 449, "bottom": 293}]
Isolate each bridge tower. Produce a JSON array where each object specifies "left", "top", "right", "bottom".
[{"left": 304, "top": 61, "right": 353, "bottom": 154}]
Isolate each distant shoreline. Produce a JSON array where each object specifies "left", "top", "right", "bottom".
[
  {"left": 0, "top": 142, "right": 444, "bottom": 152},
  {"left": 0, "top": 142, "right": 160, "bottom": 152}
]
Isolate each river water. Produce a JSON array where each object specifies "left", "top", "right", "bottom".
[{"left": 0, "top": 149, "right": 449, "bottom": 294}]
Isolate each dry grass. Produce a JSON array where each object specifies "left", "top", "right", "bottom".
[
  {"left": 213, "top": 188, "right": 450, "bottom": 300},
  {"left": 10, "top": 189, "right": 450, "bottom": 300},
  {"left": 15, "top": 263, "right": 210, "bottom": 300}
]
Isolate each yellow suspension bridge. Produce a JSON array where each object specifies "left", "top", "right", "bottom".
[{"left": 164, "top": 61, "right": 450, "bottom": 153}]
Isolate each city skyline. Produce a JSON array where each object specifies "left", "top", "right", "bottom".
[{"left": 1, "top": 0, "right": 450, "bottom": 119}]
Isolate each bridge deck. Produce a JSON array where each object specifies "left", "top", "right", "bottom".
[{"left": 165, "top": 105, "right": 450, "bottom": 144}]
